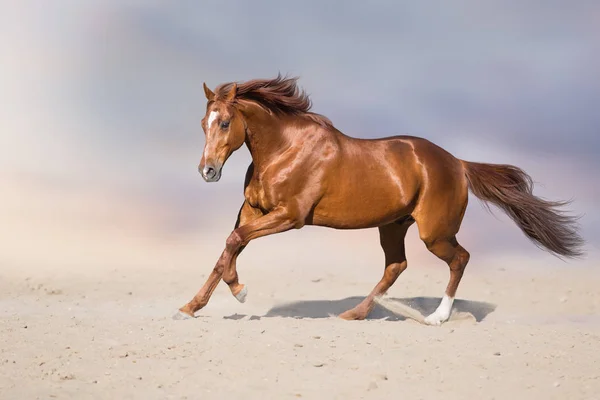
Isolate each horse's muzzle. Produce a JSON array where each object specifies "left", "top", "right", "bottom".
[{"left": 200, "top": 164, "right": 221, "bottom": 182}]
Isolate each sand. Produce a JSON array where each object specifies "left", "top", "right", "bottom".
[{"left": 1, "top": 240, "right": 599, "bottom": 400}]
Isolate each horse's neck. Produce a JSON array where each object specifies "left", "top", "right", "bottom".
[{"left": 241, "top": 106, "right": 290, "bottom": 169}]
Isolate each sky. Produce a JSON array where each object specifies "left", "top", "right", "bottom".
[{"left": 1, "top": 1, "right": 599, "bottom": 273}]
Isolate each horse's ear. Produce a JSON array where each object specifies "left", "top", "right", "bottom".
[
  {"left": 203, "top": 82, "right": 215, "bottom": 101},
  {"left": 225, "top": 83, "right": 237, "bottom": 102}
]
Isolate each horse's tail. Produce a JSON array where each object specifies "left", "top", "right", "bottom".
[{"left": 461, "top": 160, "right": 584, "bottom": 259}]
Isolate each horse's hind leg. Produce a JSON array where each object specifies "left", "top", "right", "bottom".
[
  {"left": 421, "top": 236, "right": 470, "bottom": 325},
  {"left": 339, "top": 218, "right": 414, "bottom": 321},
  {"left": 410, "top": 161, "right": 471, "bottom": 325},
  {"left": 414, "top": 195, "right": 470, "bottom": 325}
]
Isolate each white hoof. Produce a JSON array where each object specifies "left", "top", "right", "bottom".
[
  {"left": 172, "top": 311, "right": 194, "bottom": 320},
  {"left": 424, "top": 312, "right": 448, "bottom": 326},
  {"left": 424, "top": 295, "right": 454, "bottom": 326},
  {"left": 235, "top": 286, "right": 248, "bottom": 303}
]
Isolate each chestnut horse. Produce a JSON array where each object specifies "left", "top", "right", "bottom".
[{"left": 176, "top": 75, "right": 584, "bottom": 325}]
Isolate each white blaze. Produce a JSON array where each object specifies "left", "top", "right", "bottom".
[
  {"left": 204, "top": 111, "right": 219, "bottom": 161},
  {"left": 207, "top": 111, "right": 219, "bottom": 129}
]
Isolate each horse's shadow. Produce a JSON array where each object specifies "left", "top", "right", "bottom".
[{"left": 224, "top": 296, "right": 496, "bottom": 322}]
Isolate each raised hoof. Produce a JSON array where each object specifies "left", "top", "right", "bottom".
[
  {"left": 172, "top": 310, "right": 195, "bottom": 320},
  {"left": 234, "top": 285, "right": 248, "bottom": 303}
]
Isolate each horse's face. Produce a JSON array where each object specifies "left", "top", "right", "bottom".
[{"left": 199, "top": 83, "right": 245, "bottom": 182}]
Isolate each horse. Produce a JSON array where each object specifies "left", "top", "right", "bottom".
[{"left": 175, "top": 74, "right": 584, "bottom": 325}]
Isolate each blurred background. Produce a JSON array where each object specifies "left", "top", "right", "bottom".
[{"left": 1, "top": 1, "right": 598, "bottom": 279}]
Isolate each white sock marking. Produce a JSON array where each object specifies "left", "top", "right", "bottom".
[{"left": 425, "top": 294, "right": 454, "bottom": 326}]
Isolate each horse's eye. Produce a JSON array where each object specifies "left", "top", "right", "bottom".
[{"left": 220, "top": 121, "right": 230, "bottom": 130}]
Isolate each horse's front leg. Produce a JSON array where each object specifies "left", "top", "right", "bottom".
[
  {"left": 176, "top": 207, "right": 297, "bottom": 318},
  {"left": 222, "top": 201, "right": 263, "bottom": 303}
]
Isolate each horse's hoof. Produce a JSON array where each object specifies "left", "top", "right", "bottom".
[
  {"left": 234, "top": 285, "right": 248, "bottom": 303},
  {"left": 423, "top": 312, "right": 447, "bottom": 326},
  {"left": 172, "top": 310, "right": 194, "bottom": 320},
  {"left": 338, "top": 309, "right": 365, "bottom": 321}
]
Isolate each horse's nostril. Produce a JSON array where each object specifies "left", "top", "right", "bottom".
[{"left": 203, "top": 166, "right": 216, "bottom": 178}]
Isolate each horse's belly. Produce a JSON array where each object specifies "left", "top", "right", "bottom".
[
  {"left": 310, "top": 186, "right": 416, "bottom": 229},
  {"left": 310, "top": 141, "right": 420, "bottom": 229}
]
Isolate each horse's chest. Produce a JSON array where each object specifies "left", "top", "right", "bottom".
[{"left": 244, "top": 179, "right": 274, "bottom": 211}]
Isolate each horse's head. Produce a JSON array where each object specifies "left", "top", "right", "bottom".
[{"left": 198, "top": 82, "right": 246, "bottom": 182}]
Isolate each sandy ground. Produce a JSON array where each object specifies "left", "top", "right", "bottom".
[{"left": 1, "top": 237, "right": 600, "bottom": 400}]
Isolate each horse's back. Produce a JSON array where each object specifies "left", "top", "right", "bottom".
[
  {"left": 310, "top": 132, "right": 468, "bottom": 229},
  {"left": 310, "top": 134, "right": 423, "bottom": 228}
]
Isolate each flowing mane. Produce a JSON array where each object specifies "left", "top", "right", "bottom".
[{"left": 214, "top": 74, "right": 333, "bottom": 128}]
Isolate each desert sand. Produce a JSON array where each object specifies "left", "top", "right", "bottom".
[{"left": 1, "top": 229, "right": 599, "bottom": 400}]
